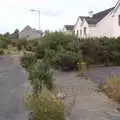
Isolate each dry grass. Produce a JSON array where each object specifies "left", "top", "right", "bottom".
[
  {"left": 4, "top": 45, "right": 18, "bottom": 55},
  {"left": 25, "top": 86, "right": 66, "bottom": 120},
  {"left": 101, "top": 75, "right": 120, "bottom": 103},
  {"left": 4, "top": 45, "right": 24, "bottom": 56}
]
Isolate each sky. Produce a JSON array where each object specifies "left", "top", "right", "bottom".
[{"left": 0, "top": 0, "right": 118, "bottom": 33}]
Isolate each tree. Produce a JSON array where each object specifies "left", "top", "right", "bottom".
[
  {"left": 14, "top": 29, "right": 19, "bottom": 38},
  {"left": 4, "top": 32, "right": 10, "bottom": 38}
]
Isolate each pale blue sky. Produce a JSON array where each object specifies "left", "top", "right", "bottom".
[{"left": 0, "top": 0, "right": 117, "bottom": 33}]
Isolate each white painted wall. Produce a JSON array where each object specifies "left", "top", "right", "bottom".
[
  {"left": 94, "top": 6, "right": 120, "bottom": 38},
  {"left": 94, "top": 13, "right": 114, "bottom": 37},
  {"left": 81, "top": 20, "right": 89, "bottom": 38},
  {"left": 74, "top": 17, "right": 82, "bottom": 38},
  {"left": 63, "top": 27, "right": 73, "bottom": 35},
  {"left": 113, "top": 6, "right": 120, "bottom": 37},
  {"left": 88, "top": 26, "right": 96, "bottom": 37}
]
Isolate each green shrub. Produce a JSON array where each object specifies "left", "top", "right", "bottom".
[
  {"left": 17, "top": 44, "right": 22, "bottom": 51},
  {"left": 25, "top": 39, "right": 40, "bottom": 52},
  {"left": 0, "top": 49, "right": 4, "bottom": 55},
  {"left": 34, "top": 32, "right": 80, "bottom": 71},
  {"left": 50, "top": 49, "right": 79, "bottom": 71},
  {"left": 0, "top": 40, "right": 8, "bottom": 49},
  {"left": 28, "top": 61, "right": 54, "bottom": 94},
  {"left": 31, "top": 32, "right": 120, "bottom": 71},
  {"left": 43, "top": 32, "right": 75, "bottom": 50},
  {"left": 80, "top": 37, "right": 120, "bottom": 66},
  {"left": 16, "top": 39, "right": 28, "bottom": 50},
  {"left": 20, "top": 53, "right": 37, "bottom": 69},
  {"left": 25, "top": 87, "right": 65, "bottom": 120},
  {"left": 101, "top": 75, "right": 120, "bottom": 103},
  {"left": 35, "top": 43, "right": 46, "bottom": 59}
]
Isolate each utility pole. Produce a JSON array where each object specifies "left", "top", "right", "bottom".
[{"left": 30, "top": 9, "right": 40, "bottom": 31}]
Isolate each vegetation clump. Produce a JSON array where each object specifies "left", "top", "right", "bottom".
[
  {"left": 100, "top": 75, "right": 120, "bottom": 103},
  {"left": 28, "top": 61, "right": 54, "bottom": 94},
  {"left": 25, "top": 86, "right": 66, "bottom": 120}
]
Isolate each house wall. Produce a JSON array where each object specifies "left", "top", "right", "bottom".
[
  {"left": 89, "top": 5, "right": 120, "bottom": 38},
  {"left": 19, "top": 28, "right": 41, "bottom": 40},
  {"left": 93, "top": 13, "right": 114, "bottom": 37},
  {"left": 74, "top": 18, "right": 82, "bottom": 38},
  {"left": 75, "top": 15, "right": 114, "bottom": 38},
  {"left": 74, "top": 18, "right": 91, "bottom": 38},
  {"left": 112, "top": 6, "right": 120, "bottom": 37},
  {"left": 94, "top": 6, "right": 120, "bottom": 38},
  {"left": 81, "top": 20, "right": 89, "bottom": 38},
  {"left": 63, "top": 27, "right": 73, "bottom": 35},
  {"left": 89, "top": 26, "right": 97, "bottom": 37}
]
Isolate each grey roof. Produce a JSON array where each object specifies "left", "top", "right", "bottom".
[
  {"left": 64, "top": 25, "right": 74, "bottom": 30},
  {"left": 79, "top": 7, "right": 114, "bottom": 25}
]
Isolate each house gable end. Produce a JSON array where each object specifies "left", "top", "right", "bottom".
[
  {"left": 74, "top": 17, "right": 83, "bottom": 30},
  {"left": 111, "top": 0, "right": 120, "bottom": 15}
]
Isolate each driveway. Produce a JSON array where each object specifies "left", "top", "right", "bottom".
[
  {"left": 87, "top": 66, "right": 120, "bottom": 83},
  {"left": 54, "top": 70, "right": 120, "bottom": 120},
  {"left": 0, "top": 56, "right": 29, "bottom": 120}
]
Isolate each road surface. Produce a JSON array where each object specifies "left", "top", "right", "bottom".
[{"left": 0, "top": 56, "right": 29, "bottom": 120}]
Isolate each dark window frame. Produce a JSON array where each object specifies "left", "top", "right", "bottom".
[
  {"left": 119, "top": 15, "right": 120, "bottom": 26},
  {"left": 84, "top": 27, "right": 87, "bottom": 35}
]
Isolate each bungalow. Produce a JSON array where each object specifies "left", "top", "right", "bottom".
[
  {"left": 74, "top": 0, "right": 120, "bottom": 38},
  {"left": 19, "top": 26, "right": 42, "bottom": 40}
]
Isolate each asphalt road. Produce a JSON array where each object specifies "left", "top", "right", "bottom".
[{"left": 0, "top": 56, "right": 29, "bottom": 120}]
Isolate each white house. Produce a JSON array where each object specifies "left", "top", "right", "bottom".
[
  {"left": 19, "top": 26, "right": 42, "bottom": 40},
  {"left": 74, "top": 0, "right": 120, "bottom": 38},
  {"left": 63, "top": 25, "right": 74, "bottom": 35}
]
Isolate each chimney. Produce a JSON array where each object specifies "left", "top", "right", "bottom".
[{"left": 89, "top": 11, "right": 93, "bottom": 18}]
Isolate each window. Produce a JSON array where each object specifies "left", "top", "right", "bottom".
[
  {"left": 80, "top": 30, "right": 82, "bottom": 36},
  {"left": 119, "top": 15, "right": 120, "bottom": 25},
  {"left": 77, "top": 30, "right": 79, "bottom": 36},
  {"left": 27, "top": 35, "right": 29, "bottom": 38},
  {"left": 84, "top": 27, "right": 87, "bottom": 35}
]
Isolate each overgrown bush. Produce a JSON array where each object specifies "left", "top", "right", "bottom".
[
  {"left": 100, "top": 75, "right": 120, "bottom": 103},
  {"left": 28, "top": 61, "right": 54, "bottom": 94},
  {"left": 80, "top": 37, "right": 120, "bottom": 66},
  {"left": 25, "top": 86, "right": 65, "bottom": 120},
  {"left": 0, "top": 49, "right": 4, "bottom": 55},
  {"left": 35, "top": 32, "right": 80, "bottom": 71},
  {"left": 35, "top": 43, "right": 46, "bottom": 59},
  {"left": 0, "top": 36, "right": 14, "bottom": 49},
  {"left": 20, "top": 52, "right": 37, "bottom": 69},
  {"left": 50, "top": 48, "right": 79, "bottom": 71},
  {"left": 43, "top": 32, "right": 76, "bottom": 50},
  {"left": 23, "top": 32, "right": 120, "bottom": 71},
  {"left": 25, "top": 39, "right": 40, "bottom": 52},
  {"left": 16, "top": 39, "right": 28, "bottom": 50},
  {"left": 0, "top": 39, "right": 8, "bottom": 49}
]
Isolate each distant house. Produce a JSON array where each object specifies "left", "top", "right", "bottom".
[
  {"left": 74, "top": 0, "right": 120, "bottom": 38},
  {"left": 19, "top": 26, "right": 42, "bottom": 40},
  {"left": 63, "top": 25, "right": 74, "bottom": 35}
]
